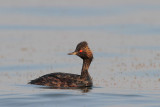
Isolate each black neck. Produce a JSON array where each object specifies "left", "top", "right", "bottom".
[{"left": 81, "top": 59, "right": 92, "bottom": 79}]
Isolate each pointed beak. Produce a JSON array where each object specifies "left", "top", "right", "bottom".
[{"left": 68, "top": 51, "right": 77, "bottom": 55}]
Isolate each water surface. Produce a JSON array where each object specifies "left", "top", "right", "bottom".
[{"left": 0, "top": 0, "right": 160, "bottom": 107}]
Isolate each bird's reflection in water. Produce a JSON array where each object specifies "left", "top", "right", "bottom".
[{"left": 39, "top": 86, "right": 92, "bottom": 93}]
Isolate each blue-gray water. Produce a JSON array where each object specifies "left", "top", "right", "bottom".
[{"left": 0, "top": 1, "right": 160, "bottom": 107}]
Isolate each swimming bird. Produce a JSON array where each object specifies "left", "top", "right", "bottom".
[{"left": 29, "top": 41, "right": 93, "bottom": 88}]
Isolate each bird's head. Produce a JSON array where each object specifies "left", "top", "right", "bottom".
[{"left": 68, "top": 41, "right": 93, "bottom": 61}]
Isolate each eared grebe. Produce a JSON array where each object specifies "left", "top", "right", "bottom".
[{"left": 29, "top": 41, "right": 93, "bottom": 88}]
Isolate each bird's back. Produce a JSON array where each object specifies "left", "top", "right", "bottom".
[{"left": 29, "top": 72, "right": 92, "bottom": 88}]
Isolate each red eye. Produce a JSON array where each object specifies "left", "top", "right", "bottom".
[{"left": 79, "top": 50, "right": 83, "bottom": 52}]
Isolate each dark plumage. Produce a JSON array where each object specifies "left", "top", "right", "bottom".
[{"left": 29, "top": 41, "right": 93, "bottom": 88}]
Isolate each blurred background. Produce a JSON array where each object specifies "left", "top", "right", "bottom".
[{"left": 0, "top": 0, "right": 160, "bottom": 107}]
